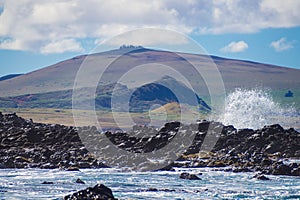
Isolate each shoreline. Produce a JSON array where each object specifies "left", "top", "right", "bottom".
[
  {"left": 1, "top": 167, "right": 299, "bottom": 199},
  {"left": 0, "top": 112, "right": 299, "bottom": 177}
]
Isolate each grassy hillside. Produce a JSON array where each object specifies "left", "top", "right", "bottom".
[
  {"left": 0, "top": 48, "right": 299, "bottom": 128},
  {"left": 0, "top": 76, "right": 212, "bottom": 112},
  {"left": 0, "top": 48, "right": 299, "bottom": 98}
]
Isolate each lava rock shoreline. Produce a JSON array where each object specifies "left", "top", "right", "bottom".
[
  {"left": 0, "top": 112, "right": 105, "bottom": 169},
  {"left": 0, "top": 112, "right": 299, "bottom": 176}
]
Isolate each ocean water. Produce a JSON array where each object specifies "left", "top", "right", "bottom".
[{"left": 0, "top": 168, "right": 299, "bottom": 200}]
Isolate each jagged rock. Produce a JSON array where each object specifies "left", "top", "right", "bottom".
[
  {"left": 0, "top": 112, "right": 103, "bottom": 169},
  {"left": 63, "top": 184, "right": 117, "bottom": 200},
  {"left": 0, "top": 112, "right": 299, "bottom": 177},
  {"left": 272, "top": 163, "right": 292, "bottom": 175},
  {"left": 253, "top": 174, "right": 270, "bottom": 180},
  {"left": 158, "top": 164, "right": 175, "bottom": 171},
  {"left": 232, "top": 167, "right": 252, "bottom": 173},
  {"left": 41, "top": 181, "right": 54, "bottom": 184},
  {"left": 147, "top": 188, "right": 158, "bottom": 192},
  {"left": 179, "top": 172, "right": 201, "bottom": 180},
  {"left": 75, "top": 178, "right": 85, "bottom": 184}
]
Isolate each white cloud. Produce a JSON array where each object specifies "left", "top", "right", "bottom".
[
  {"left": 205, "top": 0, "right": 300, "bottom": 34},
  {"left": 40, "top": 39, "right": 83, "bottom": 54},
  {"left": 0, "top": 38, "right": 24, "bottom": 50},
  {"left": 270, "top": 37, "right": 294, "bottom": 52},
  {"left": 220, "top": 41, "right": 248, "bottom": 53},
  {"left": 0, "top": 0, "right": 299, "bottom": 53}
]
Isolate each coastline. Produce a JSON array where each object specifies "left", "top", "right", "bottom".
[
  {"left": 1, "top": 112, "right": 300, "bottom": 198},
  {"left": 0, "top": 112, "right": 299, "bottom": 176}
]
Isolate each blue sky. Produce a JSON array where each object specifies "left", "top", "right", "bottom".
[{"left": 0, "top": 0, "right": 300, "bottom": 77}]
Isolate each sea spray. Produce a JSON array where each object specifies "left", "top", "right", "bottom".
[{"left": 220, "top": 88, "right": 297, "bottom": 129}]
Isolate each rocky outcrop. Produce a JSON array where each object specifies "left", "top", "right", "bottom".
[
  {"left": 175, "top": 123, "right": 300, "bottom": 176},
  {"left": 105, "top": 120, "right": 300, "bottom": 176},
  {"left": 105, "top": 122, "right": 181, "bottom": 153},
  {"left": 75, "top": 178, "right": 85, "bottom": 184},
  {"left": 64, "top": 184, "right": 117, "bottom": 200},
  {"left": 253, "top": 174, "right": 270, "bottom": 180},
  {"left": 212, "top": 124, "right": 300, "bottom": 157},
  {"left": 0, "top": 112, "right": 299, "bottom": 176},
  {"left": 0, "top": 112, "right": 106, "bottom": 169},
  {"left": 179, "top": 172, "right": 201, "bottom": 180}
]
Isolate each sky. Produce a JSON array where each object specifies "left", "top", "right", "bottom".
[{"left": 0, "top": 0, "right": 300, "bottom": 77}]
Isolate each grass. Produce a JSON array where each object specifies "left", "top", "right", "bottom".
[
  {"left": 0, "top": 107, "right": 207, "bottom": 129},
  {"left": 1, "top": 88, "right": 298, "bottom": 130}
]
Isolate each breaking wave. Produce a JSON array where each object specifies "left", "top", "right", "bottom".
[{"left": 220, "top": 88, "right": 297, "bottom": 130}]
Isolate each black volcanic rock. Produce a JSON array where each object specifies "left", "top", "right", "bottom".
[
  {"left": 179, "top": 172, "right": 201, "bottom": 180},
  {"left": 105, "top": 122, "right": 181, "bottom": 153},
  {"left": 179, "top": 123, "right": 300, "bottom": 176},
  {"left": 64, "top": 184, "right": 117, "bottom": 200},
  {"left": 75, "top": 178, "right": 85, "bottom": 184},
  {"left": 41, "top": 181, "right": 54, "bottom": 184},
  {"left": 0, "top": 112, "right": 299, "bottom": 176},
  {"left": 253, "top": 174, "right": 270, "bottom": 180},
  {"left": 105, "top": 119, "right": 300, "bottom": 176},
  {"left": 0, "top": 112, "right": 106, "bottom": 169}
]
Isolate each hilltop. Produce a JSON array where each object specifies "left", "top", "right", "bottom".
[{"left": 0, "top": 47, "right": 299, "bottom": 128}]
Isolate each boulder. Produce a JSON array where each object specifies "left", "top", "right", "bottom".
[
  {"left": 272, "top": 163, "right": 292, "bottom": 175},
  {"left": 64, "top": 184, "right": 117, "bottom": 200},
  {"left": 75, "top": 178, "right": 85, "bottom": 184},
  {"left": 42, "top": 181, "right": 54, "bottom": 184},
  {"left": 179, "top": 172, "right": 201, "bottom": 180},
  {"left": 253, "top": 174, "right": 270, "bottom": 180},
  {"left": 1, "top": 112, "right": 300, "bottom": 178}
]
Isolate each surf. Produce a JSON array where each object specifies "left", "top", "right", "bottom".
[{"left": 219, "top": 88, "right": 297, "bottom": 129}]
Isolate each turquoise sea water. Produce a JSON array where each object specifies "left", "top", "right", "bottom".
[{"left": 0, "top": 168, "right": 299, "bottom": 200}]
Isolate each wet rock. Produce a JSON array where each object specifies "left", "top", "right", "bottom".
[
  {"left": 141, "top": 188, "right": 176, "bottom": 192},
  {"left": 179, "top": 172, "right": 201, "bottom": 180},
  {"left": 66, "top": 166, "right": 80, "bottom": 171},
  {"left": 0, "top": 112, "right": 299, "bottom": 177},
  {"left": 291, "top": 167, "right": 300, "bottom": 176},
  {"left": 42, "top": 181, "right": 54, "bottom": 184},
  {"left": 147, "top": 188, "right": 158, "bottom": 192},
  {"left": 63, "top": 184, "right": 117, "bottom": 200},
  {"left": 0, "top": 113, "right": 103, "bottom": 169},
  {"left": 253, "top": 174, "right": 270, "bottom": 180},
  {"left": 26, "top": 129, "right": 43, "bottom": 143},
  {"left": 157, "top": 163, "right": 175, "bottom": 171},
  {"left": 40, "top": 163, "right": 56, "bottom": 169},
  {"left": 272, "top": 163, "right": 292, "bottom": 175},
  {"left": 232, "top": 167, "right": 252, "bottom": 173},
  {"left": 75, "top": 178, "right": 85, "bottom": 184}
]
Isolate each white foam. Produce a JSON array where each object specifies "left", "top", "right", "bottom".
[{"left": 220, "top": 88, "right": 297, "bottom": 129}]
